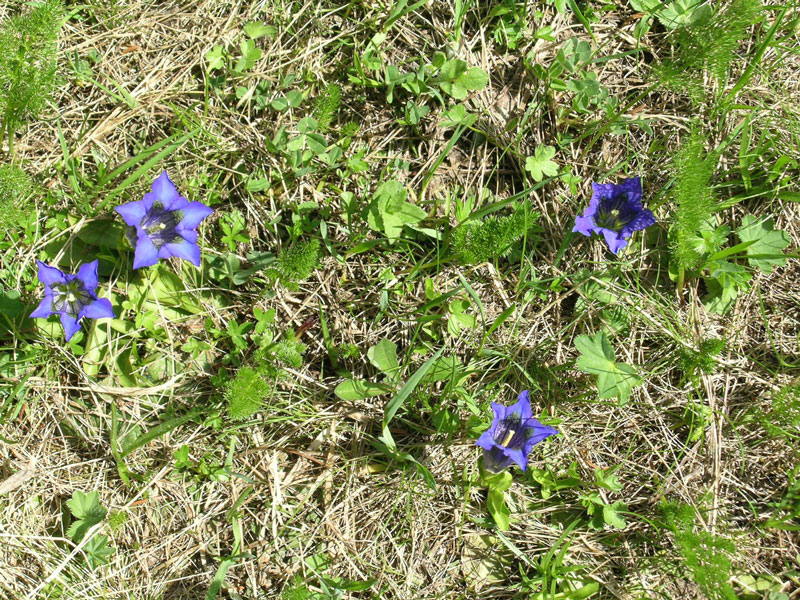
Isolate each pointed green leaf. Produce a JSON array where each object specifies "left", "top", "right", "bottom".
[{"left": 334, "top": 379, "right": 393, "bottom": 401}]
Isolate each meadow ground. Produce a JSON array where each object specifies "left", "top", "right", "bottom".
[{"left": 1, "top": 0, "right": 800, "bottom": 598}]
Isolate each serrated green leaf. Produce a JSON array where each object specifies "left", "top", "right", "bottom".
[
  {"left": 66, "top": 490, "right": 107, "bottom": 542},
  {"left": 297, "top": 116, "right": 318, "bottom": 133},
  {"left": 440, "top": 103, "right": 477, "bottom": 128},
  {"left": 602, "top": 501, "right": 627, "bottom": 529},
  {"left": 525, "top": 145, "right": 559, "bottom": 182},
  {"left": 369, "top": 180, "right": 426, "bottom": 240},
  {"left": 458, "top": 67, "right": 489, "bottom": 91},
  {"left": 439, "top": 59, "right": 467, "bottom": 81},
  {"left": 575, "top": 332, "right": 642, "bottom": 402},
  {"left": 204, "top": 44, "right": 226, "bottom": 71},
  {"left": 737, "top": 215, "right": 790, "bottom": 273}
]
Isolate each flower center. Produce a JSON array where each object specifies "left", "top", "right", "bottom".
[
  {"left": 141, "top": 202, "right": 181, "bottom": 248},
  {"left": 52, "top": 279, "right": 92, "bottom": 316},
  {"left": 493, "top": 416, "right": 526, "bottom": 450},
  {"left": 595, "top": 194, "right": 631, "bottom": 232}
]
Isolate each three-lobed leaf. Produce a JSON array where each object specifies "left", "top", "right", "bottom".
[
  {"left": 575, "top": 332, "right": 643, "bottom": 403},
  {"left": 243, "top": 21, "right": 276, "bottom": 39},
  {"left": 235, "top": 38, "right": 262, "bottom": 72},
  {"left": 525, "top": 145, "right": 559, "bottom": 182},
  {"left": 736, "top": 215, "right": 790, "bottom": 273}
]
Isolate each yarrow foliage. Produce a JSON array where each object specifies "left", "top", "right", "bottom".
[
  {"left": 30, "top": 260, "right": 114, "bottom": 341},
  {"left": 114, "top": 172, "right": 213, "bottom": 269},
  {"left": 475, "top": 390, "right": 558, "bottom": 473},
  {"left": 573, "top": 176, "right": 655, "bottom": 254}
]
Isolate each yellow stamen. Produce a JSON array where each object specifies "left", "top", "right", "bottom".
[{"left": 501, "top": 429, "right": 516, "bottom": 447}]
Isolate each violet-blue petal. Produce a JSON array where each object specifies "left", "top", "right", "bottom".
[
  {"left": 505, "top": 390, "right": 533, "bottom": 422},
  {"left": 618, "top": 176, "right": 642, "bottom": 203},
  {"left": 149, "top": 172, "right": 182, "bottom": 206},
  {"left": 499, "top": 447, "right": 528, "bottom": 471},
  {"left": 623, "top": 209, "right": 656, "bottom": 237},
  {"left": 79, "top": 298, "right": 114, "bottom": 320},
  {"left": 164, "top": 239, "right": 201, "bottom": 266},
  {"left": 177, "top": 228, "right": 198, "bottom": 244},
  {"left": 178, "top": 201, "right": 213, "bottom": 229},
  {"left": 37, "top": 261, "right": 65, "bottom": 287},
  {"left": 114, "top": 200, "right": 148, "bottom": 227},
  {"left": 133, "top": 235, "right": 159, "bottom": 269},
  {"left": 591, "top": 182, "right": 616, "bottom": 201},
  {"left": 490, "top": 402, "right": 507, "bottom": 423},
  {"left": 475, "top": 429, "right": 497, "bottom": 451},
  {"left": 30, "top": 295, "right": 54, "bottom": 319},
  {"left": 602, "top": 229, "right": 628, "bottom": 254},
  {"left": 521, "top": 419, "right": 559, "bottom": 455},
  {"left": 573, "top": 214, "right": 596, "bottom": 237},
  {"left": 60, "top": 313, "right": 81, "bottom": 341},
  {"left": 76, "top": 260, "right": 100, "bottom": 294}
]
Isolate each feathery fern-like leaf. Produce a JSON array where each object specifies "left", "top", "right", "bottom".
[
  {"left": 655, "top": 0, "right": 761, "bottom": 99},
  {"left": 0, "top": 0, "right": 64, "bottom": 146},
  {"left": 269, "top": 238, "right": 320, "bottom": 290},
  {"left": 452, "top": 205, "right": 537, "bottom": 265},
  {"left": 669, "top": 131, "right": 718, "bottom": 272},
  {"left": 313, "top": 83, "right": 341, "bottom": 132},
  {"left": 0, "top": 164, "right": 33, "bottom": 232}
]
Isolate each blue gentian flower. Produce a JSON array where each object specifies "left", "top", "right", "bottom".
[
  {"left": 475, "top": 390, "right": 558, "bottom": 473},
  {"left": 572, "top": 176, "right": 655, "bottom": 254},
  {"left": 30, "top": 260, "right": 115, "bottom": 341},
  {"left": 114, "top": 172, "right": 213, "bottom": 269}
]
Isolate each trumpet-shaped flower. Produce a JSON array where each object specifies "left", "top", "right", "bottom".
[
  {"left": 30, "top": 260, "right": 114, "bottom": 341},
  {"left": 572, "top": 176, "right": 655, "bottom": 254},
  {"left": 114, "top": 171, "right": 213, "bottom": 269},
  {"left": 475, "top": 390, "right": 558, "bottom": 473}
]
